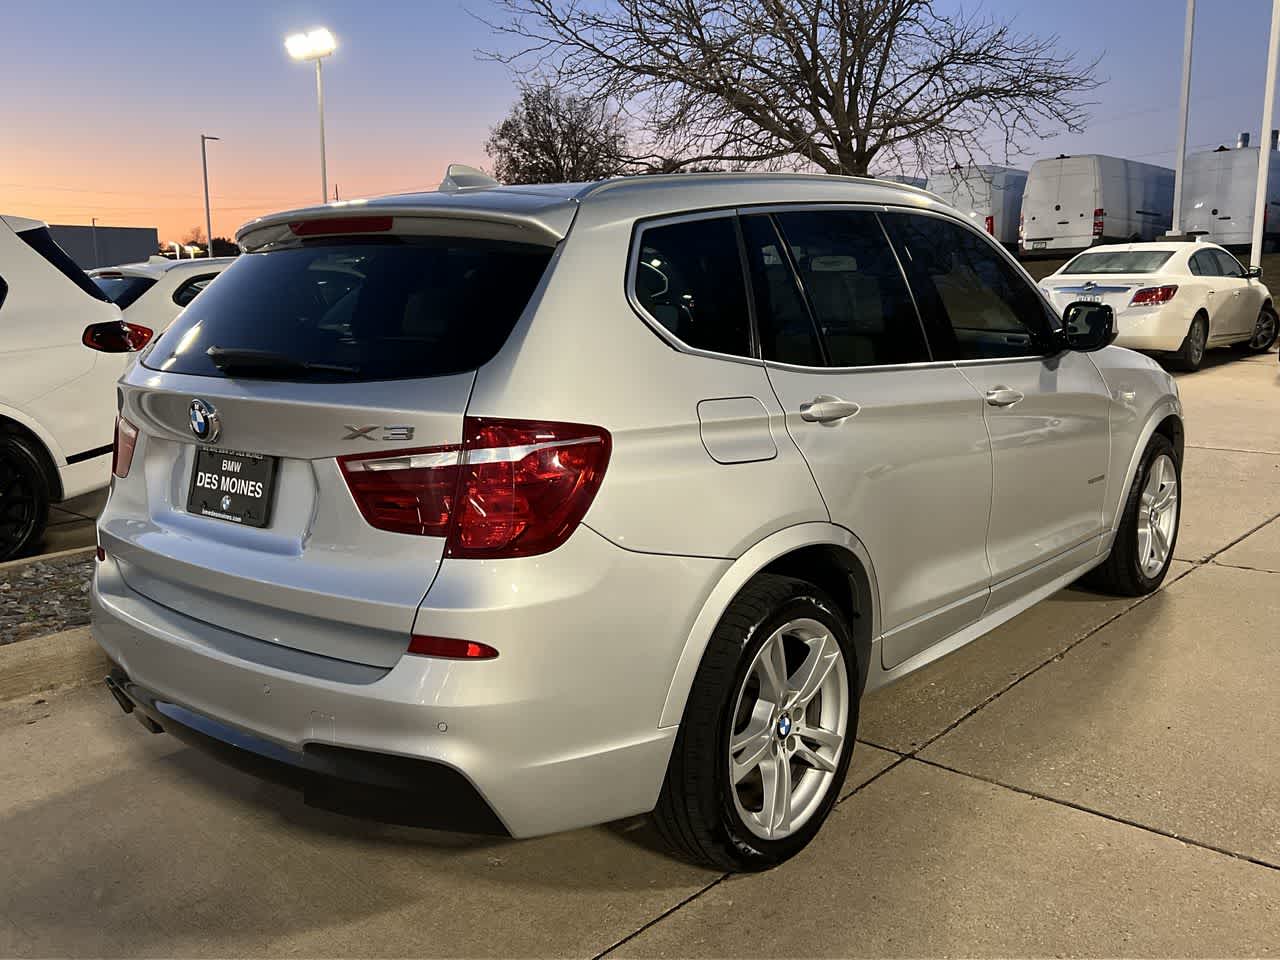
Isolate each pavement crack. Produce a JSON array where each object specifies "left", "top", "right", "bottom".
[
  {"left": 594, "top": 874, "right": 728, "bottom": 959},
  {"left": 1185, "top": 443, "right": 1280, "bottom": 455},
  {"left": 912, "top": 756, "right": 1280, "bottom": 873}
]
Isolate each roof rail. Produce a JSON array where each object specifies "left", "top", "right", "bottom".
[{"left": 439, "top": 163, "right": 501, "bottom": 193}]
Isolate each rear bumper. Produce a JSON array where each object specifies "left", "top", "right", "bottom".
[
  {"left": 1112, "top": 305, "right": 1194, "bottom": 353},
  {"left": 91, "top": 525, "right": 730, "bottom": 838}
]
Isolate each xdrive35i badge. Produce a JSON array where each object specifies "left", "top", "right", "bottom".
[{"left": 189, "top": 399, "right": 220, "bottom": 443}]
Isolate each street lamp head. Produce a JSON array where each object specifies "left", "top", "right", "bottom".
[{"left": 286, "top": 27, "right": 336, "bottom": 61}]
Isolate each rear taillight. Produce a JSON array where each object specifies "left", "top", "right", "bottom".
[
  {"left": 337, "top": 417, "right": 611, "bottom": 558},
  {"left": 1130, "top": 285, "right": 1178, "bottom": 306},
  {"left": 83, "top": 321, "right": 153, "bottom": 352},
  {"left": 1018, "top": 213, "right": 1025, "bottom": 240},
  {"left": 408, "top": 635, "right": 499, "bottom": 660},
  {"left": 1092, "top": 208, "right": 1105, "bottom": 238},
  {"left": 984, "top": 215, "right": 995, "bottom": 235},
  {"left": 112, "top": 416, "right": 138, "bottom": 478}
]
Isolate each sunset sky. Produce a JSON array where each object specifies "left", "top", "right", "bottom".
[{"left": 4, "top": 0, "right": 1279, "bottom": 246}]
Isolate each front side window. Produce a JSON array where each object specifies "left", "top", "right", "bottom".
[
  {"left": 771, "top": 210, "right": 931, "bottom": 367},
  {"left": 633, "top": 217, "right": 752, "bottom": 358},
  {"left": 885, "top": 213, "right": 1054, "bottom": 360},
  {"left": 1212, "top": 249, "right": 1245, "bottom": 278}
]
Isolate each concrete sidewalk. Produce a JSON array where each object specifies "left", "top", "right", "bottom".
[{"left": 1, "top": 353, "right": 1277, "bottom": 958}]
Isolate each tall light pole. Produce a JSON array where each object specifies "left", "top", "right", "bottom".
[
  {"left": 285, "top": 27, "right": 337, "bottom": 204},
  {"left": 1169, "top": 0, "right": 1195, "bottom": 236},
  {"left": 1253, "top": 0, "right": 1280, "bottom": 266},
  {"left": 90, "top": 217, "right": 101, "bottom": 268},
  {"left": 200, "top": 134, "right": 220, "bottom": 258}
]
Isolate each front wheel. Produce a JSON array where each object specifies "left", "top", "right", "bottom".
[
  {"left": 1246, "top": 305, "right": 1279, "bottom": 353},
  {"left": 1084, "top": 433, "right": 1180, "bottom": 596},
  {"left": 653, "top": 574, "right": 857, "bottom": 871}
]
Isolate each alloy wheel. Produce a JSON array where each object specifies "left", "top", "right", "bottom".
[
  {"left": 1136, "top": 453, "right": 1178, "bottom": 578},
  {"left": 1250, "top": 310, "right": 1277, "bottom": 350},
  {"left": 1188, "top": 319, "right": 1207, "bottom": 367},
  {"left": 728, "top": 618, "right": 848, "bottom": 841},
  {"left": 0, "top": 450, "right": 39, "bottom": 558}
]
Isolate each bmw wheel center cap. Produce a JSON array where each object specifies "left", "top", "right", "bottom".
[{"left": 776, "top": 714, "right": 793, "bottom": 738}]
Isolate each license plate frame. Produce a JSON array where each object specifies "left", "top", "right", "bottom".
[
  {"left": 1031, "top": 240, "right": 1047, "bottom": 250},
  {"left": 187, "top": 447, "right": 278, "bottom": 528}
]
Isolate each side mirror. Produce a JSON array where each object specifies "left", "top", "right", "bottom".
[
  {"left": 1247, "top": 265, "right": 1264, "bottom": 280},
  {"left": 1060, "top": 301, "right": 1117, "bottom": 352}
]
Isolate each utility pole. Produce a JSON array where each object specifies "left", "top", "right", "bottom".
[
  {"left": 1169, "top": 0, "right": 1195, "bottom": 235},
  {"left": 200, "top": 134, "right": 220, "bottom": 257},
  {"left": 90, "top": 217, "right": 101, "bottom": 268},
  {"left": 1252, "top": 0, "right": 1280, "bottom": 266}
]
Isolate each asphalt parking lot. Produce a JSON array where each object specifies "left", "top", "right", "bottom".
[{"left": 2, "top": 348, "right": 1278, "bottom": 957}]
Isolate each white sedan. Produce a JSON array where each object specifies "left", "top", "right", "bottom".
[
  {"left": 1042, "top": 241, "right": 1277, "bottom": 371},
  {"left": 91, "top": 256, "right": 234, "bottom": 335}
]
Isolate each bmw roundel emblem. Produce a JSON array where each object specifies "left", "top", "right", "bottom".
[
  {"left": 776, "top": 714, "right": 793, "bottom": 738},
  {"left": 189, "top": 398, "right": 220, "bottom": 443},
  {"left": 220, "top": 494, "right": 232, "bottom": 511}
]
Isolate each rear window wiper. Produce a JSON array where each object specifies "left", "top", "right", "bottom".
[{"left": 206, "top": 346, "right": 361, "bottom": 378}]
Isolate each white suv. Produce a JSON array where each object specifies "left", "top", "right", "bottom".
[
  {"left": 93, "top": 172, "right": 1183, "bottom": 870},
  {"left": 91, "top": 256, "right": 233, "bottom": 336},
  {"left": 0, "top": 215, "right": 154, "bottom": 560}
]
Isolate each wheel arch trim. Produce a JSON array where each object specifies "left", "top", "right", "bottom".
[
  {"left": 1110, "top": 399, "right": 1183, "bottom": 535},
  {"left": 658, "top": 522, "right": 881, "bottom": 728},
  {"left": 0, "top": 403, "right": 66, "bottom": 500}
]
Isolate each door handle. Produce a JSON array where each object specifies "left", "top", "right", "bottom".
[
  {"left": 984, "top": 386, "right": 1025, "bottom": 407},
  {"left": 799, "top": 395, "right": 861, "bottom": 423}
]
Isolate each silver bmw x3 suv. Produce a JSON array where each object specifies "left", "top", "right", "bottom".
[{"left": 93, "top": 169, "right": 1183, "bottom": 871}]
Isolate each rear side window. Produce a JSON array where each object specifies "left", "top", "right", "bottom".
[
  {"left": 145, "top": 237, "right": 553, "bottom": 381},
  {"left": 172, "top": 273, "right": 218, "bottom": 308},
  {"left": 92, "top": 274, "right": 157, "bottom": 309},
  {"left": 1062, "top": 251, "right": 1174, "bottom": 274},
  {"left": 773, "top": 210, "right": 931, "bottom": 367},
  {"left": 1188, "top": 250, "right": 1219, "bottom": 276},
  {"left": 18, "top": 227, "right": 111, "bottom": 302},
  {"left": 632, "top": 217, "right": 752, "bottom": 358},
  {"left": 885, "top": 213, "right": 1055, "bottom": 360}
]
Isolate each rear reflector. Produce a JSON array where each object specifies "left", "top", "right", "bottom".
[
  {"left": 83, "top": 321, "right": 153, "bottom": 353},
  {"left": 112, "top": 416, "right": 139, "bottom": 479},
  {"left": 289, "top": 216, "right": 394, "bottom": 237},
  {"left": 407, "top": 635, "right": 499, "bottom": 660},
  {"left": 337, "top": 417, "right": 611, "bottom": 558},
  {"left": 1130, "top": 285, "right": 1178, "bottom": 306}
]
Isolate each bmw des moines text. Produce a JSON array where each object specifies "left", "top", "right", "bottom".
[{"left": 93, "top": 169, "right": 1183, "bottom": 870}]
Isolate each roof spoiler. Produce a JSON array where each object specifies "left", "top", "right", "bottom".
[{"left": 439, "top": 164, "right": 501, "bottom": 193}]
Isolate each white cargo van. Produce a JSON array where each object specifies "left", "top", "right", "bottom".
[
  {"left": 1181, "top": 134, "right": 1280, "bottom": 248},
  {"left": 925, "top": 164, "right": 1027, "bottom": 248},
  {"left": 1020, "top": 155, "right": 1175, "bottom": 254}
]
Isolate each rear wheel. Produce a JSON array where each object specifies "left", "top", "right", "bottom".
[
  {"left": 0, "top": 434, "right": 50, "bottom": 562},
  {"left": 1170, "top": 313, "right": 1208, "bottom": 371},
  {"left": 1084, "top": 433, "right": 1179, "bottom": 596},
  {"left": 653, "top": 574, "right": 857, "bottom": 871},
  {"left": 1245, "top": 304, "right": 1279, "bottom": 353}
]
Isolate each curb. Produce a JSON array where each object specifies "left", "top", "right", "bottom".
[
  {"left": 0, "top": 626, "right": 107, "bottom": 703},
  {"left": 0, "top": 545, "right": 95, "bottom": 576}
]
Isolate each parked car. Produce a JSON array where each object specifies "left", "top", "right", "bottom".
[
  {"left": 1021, "top": 154, "right": 1175, "bottom": 254},
  {"left": 925, "top": 164, "right": 1027, "bottom": 248},
  {"left": 91, "top": 256, "right": 234, "bottom": 333},
  {"left": 94, "top": 170, "right": 1183, "bottom": 871},
  {"left": 1181, "top": 134, "right": 1280, "bottom": 249},
  {"left": 0, "top": 214, "right": 153, "bottom": 561},
  {"left": 1041, "top": 240, "right": 1277, "bottom": 371}
]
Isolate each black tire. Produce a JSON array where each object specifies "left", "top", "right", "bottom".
[
  {"left": 1245, "top": 304, "right": 1279, "bottom": 354},
  {"left": 1084, "top": 433, "right": 1180, "bottom": 597},
  {"left": 652, "top": 573, "right": 858, "bottom": 872},
  {"left": 0, "top": 433, "right": 51, "bottom": 562},
  {"left": 1170, "top": 313, "right": 1208, "bottom": 372}
]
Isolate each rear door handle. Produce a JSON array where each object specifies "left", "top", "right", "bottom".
[
  {"left": 799, "top": 395, "right": 861, "bottom": 423},
  {"left": 984, "top": 386, "right": 1025, "bottom": 407}
]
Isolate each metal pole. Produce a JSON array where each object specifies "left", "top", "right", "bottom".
[
  {"left": 90, "top": 217, "right": 100, "bottom": 268},
  {"left": 316, "top": 58, "right": 328, "bottom": 203},
  {"left": 1170, "top": 0, "right": 1195, "bottom": 235},
  {"left": 1252, "top": 0, "right": 1280, "bottom": 266},
  {"left": 200, "top": 135, "right": 216, "bottom": 258}
]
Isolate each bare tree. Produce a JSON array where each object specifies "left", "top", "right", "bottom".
[
  {"left": 485, "top": 83, "right": 631, "bottom": 183},
  {"left": 482, "top": 0, "right": 1100, "bottom": 176}
]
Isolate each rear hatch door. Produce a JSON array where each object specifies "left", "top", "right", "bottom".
[{"left": 103, "top": 219, "right": 558, "bottom": 667}]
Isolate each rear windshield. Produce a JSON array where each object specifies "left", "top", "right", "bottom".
[
  {"left": 1062, "top": 251, "right": 1174, "bottom": 274},
  {"left": 93, "top": 274, "right": 157, "bottom": 309},
  {"left": 144, "top": 236, "right": 553, "bottom": 381},
  {"left": 18, "top": 227, "right": 111, "bottom": 302}
]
